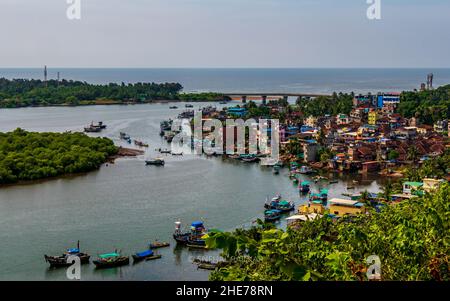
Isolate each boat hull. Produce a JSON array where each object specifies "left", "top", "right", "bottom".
[{"left": 93, "top": 256, "right": 129, "bottom": 269}]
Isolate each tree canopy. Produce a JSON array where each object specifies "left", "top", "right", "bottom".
[{"left": 0, "top": 129, "right": 118, "bottom": 184}]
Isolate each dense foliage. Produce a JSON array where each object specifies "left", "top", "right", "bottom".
[
  {"left": 296, "top": 92, "right": 353, "bottom": 117},
  {"left": 0, "top": 78, "right": 183, "bottom": 107},
  {"left": 403, "top": 149, "right": 450, "bottom": 182},
  {"left": 0, "top": 129, "right": 118, "bottom": 184},
  {"left": 398, "top": 84, "right": 450, "bottom": 124},
  {"left": 206, "top": 184, "right": 450, "bottom": 281}
]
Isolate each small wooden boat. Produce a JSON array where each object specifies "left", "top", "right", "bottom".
[
  {"left": 172, "top": 152, "right": 183, "bottom": 156},
  {"left": 197, "top": 263, "right": 217, "bottom": 270},
  {"left": 169, "top": 106, "right": 178, "bottom": 109},
  {"left": 158, "top": 148, "right": 172, "bottom": 154},
  {"left": 44, "top": 242, "right": 90, "bottom": 268},
  {"left": 149, "top": 241, "right": 170, "bottom": 249},
  {"left": 273, "top": 166, "right": 280, "bottom": 175},
  {"left": 146, "top": 158, "right": 165, "bottom": 166},
  {"left": 93, "top": 252, "right": 129, "bottom": 269},
  {"left": 329, "top": 180, "right": 338, "bottom": 184},
  {"left": 185, "top": 104, "right": 194, "bottom": 108},
  {"left": 132, "top": 249, "right": 159, "bottom": 262},
  {"left": 134, "top": 140, "right": 149, "bottom": 147}
]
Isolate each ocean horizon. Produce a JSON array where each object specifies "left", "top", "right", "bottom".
[{"left": 1, "top": 68, "right": 450, "bottom": 95}]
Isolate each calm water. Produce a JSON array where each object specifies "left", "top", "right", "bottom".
[
  {"left": 0, "top": 103, "right": 385, "bottom": 281},
  {"left": 1, "top": 68, "right": 450, "bottom": 94}
]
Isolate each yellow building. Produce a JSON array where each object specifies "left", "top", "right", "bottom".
[
  {"left": 423, "top": 178, "right": 445, "bottom": 193},
  {"left": 368, "top": 111, "right": 377, "bottom": 125},
  {"left": 328, "top": 199, "right": 366, "bottom": 217}
]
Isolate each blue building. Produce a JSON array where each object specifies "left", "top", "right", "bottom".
[{"left": 377, "top": 93, "right": 400, "bottom": 108}]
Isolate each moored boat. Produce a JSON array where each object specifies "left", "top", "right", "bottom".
[
  {"left": 298, "top": 165, "right": 314, "bottom": 174},
  {"left": 149, "top": 241, "right": 170, "bottom": 249},
  {"left": 264, "top": 209, "right": 282, "bottom": 222},
  {"left": 132, "top": 249, "right": 161, "bottom": 262},
  {"left": 134, "top": 140, "right": 149, "bottom": 147},
  {"left": 264, "top": 195, "right": 295, "bottom": 212},
  {"left": 146, "top": 158, "right": 165, "bottom": 166},
  {"left": 44, "top": 241, "right": 90, "bottom": 268},
  {"left": 299, "top": 181, "right": 311, "bottom": 193},
  {"left": 173, "top": 221, "right": 207, "bottom": 247},
  {"left": 93, "top": 252, "right": 129, "bottom": 269}
]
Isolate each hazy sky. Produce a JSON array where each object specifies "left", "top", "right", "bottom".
[{"left": 1, "top": 0, "right": 449, "bottom": 68}]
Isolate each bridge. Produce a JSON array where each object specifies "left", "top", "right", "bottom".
[{"left": 223, "top": 92, "right": 331, "bottom": 104}]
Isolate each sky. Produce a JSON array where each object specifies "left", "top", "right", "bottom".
[{"left": 0, "top": 0, "right": 449, "bottom": 68}]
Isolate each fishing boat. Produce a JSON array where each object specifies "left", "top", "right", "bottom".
[
  {"left": 185, "top": 104, "right": 194, "bottom": 108},
  {"left": 132, "top": 249, "right": 161, "bottom": 262},
  {"left": 134, "top": 140, "right": 149, "bottom": 147},
  {"left": 172, "top": 152, "right": 183, "bottom": 156},
  {"left": 145, "top": 158, "right": 165, "bottom": 166},
  {"left": 299, "top": 181, "right": 311, "bottom": 193},
  {"left": 264, "top": 196, "right": 295, "bottom": 212},
  {"left": 298, "top": 165, "right": 313, "bottom": 174},
  {"left": 173, "top": 221, "right": 207, "bottom": 246},
  {"left": 149, "top": 241, "right": 170, "bottom": 249},
  {"left": 240, "top": 154, "right": 259, "bottom": 163},
  {"left": 197, "top": 263, "right": 217, "bottom": 270},
  {"left": 158, "top": 148, "right": 172, "bottom": 154},
  {"left": 84, "top": 121, "right": 106, "bottom": 133},
  {"left": 329, "top": 180, "right": 338, "bottom": 184},
  {"left": 44, "top": 241, "right": 90, "bottom": 268},
  {"left": 169, "top": 106, "right": 178, "bottom": 109},
  {"left": 319, "top": 189, "right": 329, "bottom": 201},
  {"left": 93, "top": 252, "right": 129, "bottom": 269},
  {"left": 264, "top": 209, "right": 282, "bottom": 222}
]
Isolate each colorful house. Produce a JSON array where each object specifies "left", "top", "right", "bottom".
[{"left": 328, "top": 198, "right": 365, "bottom": 217}]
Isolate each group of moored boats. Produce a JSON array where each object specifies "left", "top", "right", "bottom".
[
  {"left": 263, "top": 195, "right": 295, "bottom": 222},
  {"left": 44, "top": 240, "right": 169, "bottom": 269},
  {"left": 44, "top": 221, "right": 212, "bottom": 270},
  {"left": 119, "top": 132, "right": 149, "bottom": 148}
]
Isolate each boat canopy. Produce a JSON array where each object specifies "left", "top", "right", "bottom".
[
  {"left": 279, "top": 200, "right": 290, "bottom": 206},
  {"left": 67, "top": 248, "right": 80, "bottom": 254},
  {"left": 136, "top": 250, "right": 153, "bottom": 257},
  {"left": 265, "top": 209, "right": 282, "bottom": 214},
  {"left": 320, "top": 189, "right": 328, "bottom": 195},
  {"left": 301, "top": 181, "right": 310, "bottom": 186},
  {"left": 99, "top": 253, "right": 120, "bottom": 259},
  {"left": 191, "top": 221, "right": 204, "bottom": 228}
]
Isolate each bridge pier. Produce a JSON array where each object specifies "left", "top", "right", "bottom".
[{"left": 242, "top": 95, "right": 247, "bottom": 103}]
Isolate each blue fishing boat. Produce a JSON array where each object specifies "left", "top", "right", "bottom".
[
  {"left": 132, "top": 249, "right": 162, "bottom": 262},
  {"left": 173, "top": 221, "right": 207, "bottom": 246},
  {"left": 264, "top": 196, "right": 295, "bottom": 212},
  {"left": 264, "top": 209, "right": 282, "bottom": 222}
]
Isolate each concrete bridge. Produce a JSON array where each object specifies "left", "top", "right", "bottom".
[{"left": 223, "top": 92, "right": 331, "bottom": 104}]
